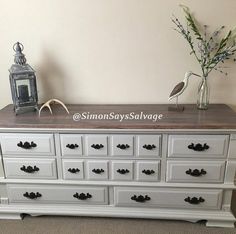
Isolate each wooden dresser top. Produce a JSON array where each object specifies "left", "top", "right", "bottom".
[{"left": 0, "top": 104, "right": 235, "bottom": 130}]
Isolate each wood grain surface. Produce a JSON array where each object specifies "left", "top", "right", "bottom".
[{"left": 0, "top": 104, "right": 235, "bottom": 129}]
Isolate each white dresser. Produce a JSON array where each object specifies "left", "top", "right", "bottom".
[{"left": 0, "top": 104, "right": 236, "bottom": 228}]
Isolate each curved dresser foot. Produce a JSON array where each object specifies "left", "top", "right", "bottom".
[
  {"left": 206, "top": 220, "right": 235, "bottom": 228},
  {"left": 0, "top": 213, "right": 22, "bottom": 220}
]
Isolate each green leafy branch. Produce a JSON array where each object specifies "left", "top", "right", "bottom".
[{"left": 172, "top": 5, "right": 236, "bottom": 78}]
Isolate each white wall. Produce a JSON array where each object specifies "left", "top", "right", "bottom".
[{"left": 0, "top": 0, "right": 236, "bottom": 110}]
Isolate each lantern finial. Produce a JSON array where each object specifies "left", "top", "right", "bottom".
[{"left": 13, "top": 42, "right": 27, "bottom": 65}]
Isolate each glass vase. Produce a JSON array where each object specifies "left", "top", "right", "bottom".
[{"left": 197, "top": 77, "right": 210, "bottom": 110}]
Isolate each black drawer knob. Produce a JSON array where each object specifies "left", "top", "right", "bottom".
[
  {"left": 142, "top": 169, "right": 155, "bottom": 175},
  {"left": 143, "top": 144, "right": 156, "bottom": 150},
  {"left": 68, "top": 168, "right": 80, "bottom": 173},
  {"left": 92, "top": 168, "right": 105, "bottom": 174},
  {"left": 23, "top": 192, "right": 42, "bottom": 199},
  {"left": 17, "top": 141, "right": 37, "bottom": 149},
  {"left": 117, "top": 144, "right": 130, "bottom": 150},
  {"left": 184, "top": 196, "right": 205, "bottom": 205},
  {"left": 20, "top": 165, "right": 39, "bottom": 173},
  {"left": 73, "top": 192, "right": 92, "bottom": 200},
  {"left": 188, "top": 143, "right": 209, "bottom": 151},
  {"left": 131, "top": 195, "right": 151, "bottom": 203},
  {"left": 185, "top": 168, "right": 207, "bottom": 177},
  {"left": 91, "top": 144, "right": 104, "bottom": 149},
  {"left": 117, "top": 169, "right": 130, "bottom": 174},
  {"left": 66, "top": 144, "right": 79, "bottom": 149}
]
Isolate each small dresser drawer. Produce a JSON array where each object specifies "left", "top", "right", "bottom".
[
  {"left": 4, "top": 158, "right": 57, "bottom": 179},
  {"left": 0, "top": 133, "right": 55, "bottom": 156},
  {"left": 60, "top": 134, "right": 83, "bottom": 156},
  {"left": 166, "top": 161, "right": 225, "bottom": 183},
  {"left": 111, "top": 135, "right": 134, "bottom": 156},
  {"left": 111, "top": 161, "right": 133, "bottom": 181},
  {"left": 136, "top": 161, "right": 160, "bottom": 181},
  {"left": 7, "top": 185, "right": 108, "bottom": 205},
  {"left": 168, "top": 135, "right": 229, "bottom": 158},
  {"left": 114, "top": 187, "right": 222, "bottom": 210},
  {"left": 87, "top": 160, "right": 109, "bottom": 180},
  {"left": 62, "top": 160, "right": 84, "bottom": 180},
  {"left": 137, "top": 135, "right": 161, "bottom": 157},
  {"left": 85, "top": 135, "right": 108, "bottom": 156}
]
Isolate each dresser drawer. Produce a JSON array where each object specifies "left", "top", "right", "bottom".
[
  {"left": 166, "top": 161, "right": 225, "bottom": 183},
  {"left": 85, "top": 135, "right": 108, "bottom": 156},
  {"left": 168, "top": 135, "right": 229, "bottom": 158},
  {"left": 136, "top": 161, "right": 160, "bottom": 181},
  {"left": 60, "top": 134, "right": 83, "bottom": 156},
  {"left": 7, "top": 185, "right": 108, "bottom": 205},
  {"left": 87, "top": 160, "right": 109, "bottom": 180},
  {"left": 62, "top": 160, "right": 84, "bottom": 180},
  {"left": 111, "top": 135, "right": 134, "bottom": 156},
  {"left": 137, "top": 135, "right": 161, "bottom": 157},
  {"left": 111, "top": 161, "right": 133, "bottom": 181},
  {"left": 4, "top": 158, "right": 57, "bottom": 179},
  {"left": 114, "top": 187, "right": 222, "bottom": 210},
  {"left": 0, "top": 133, "right": 55, "bottom": 156}
]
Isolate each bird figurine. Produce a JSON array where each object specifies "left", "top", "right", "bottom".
[{"left": 168, "top": 71, "right": 201, "bottom": 111}]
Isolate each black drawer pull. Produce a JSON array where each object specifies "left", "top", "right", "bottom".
[
  {"left": 131, "top": 195, "right": 151, "bottom": 203},
  {"left": 143, "top": 144, "right": 156, "bottom": 150},
  {"left": 91, "top": 144, "right": 104, "bottom": 149},
  {"left": 23, "top": 192, "right": 42, "bottom": 199},
  {"left": 66, "top": 144, "right": 79, "bottom": 149},
  {"left": 68, "top": 168, "right": 80, "bottom": 173},
  {"left": 17, "top": 141, "right": 37, "bottom": 149},
  {"left": 117, "top": 169, "right": 130, "bottom": 174},
  {"left": 92, "top": 168, "right": 105, "bottom": 174},
  {"left": 185, "top": 169, "right": 207, "bottom": 177},
  {"left": 184, "top": 196, "right": 205, "bottom": 205},
  {"left": 142, "top": 169, "right": 155, "bottom": 175},
  {"left": 73, "top": 192, "right": 92, "bottom": 200},
  {"left": 20, "top": 165, "right": 39, "bottom": 173},
  {"left": 188, "top": 143, "right": 209, "bottom": 151},
  {"left": 117, "top": 144, "right": 130, "bottom": 150}
]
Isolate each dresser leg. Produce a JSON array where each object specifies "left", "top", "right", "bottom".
[
  {"left": 0, "top": 213, "right": 22, "bottom": 220},
  {"left": 206, "top": 220, "right": 235, "bottom": 228}
]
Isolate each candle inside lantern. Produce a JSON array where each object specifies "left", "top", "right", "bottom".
[{"left": 18, "top": 85, "right": 29, "bottom": 102}]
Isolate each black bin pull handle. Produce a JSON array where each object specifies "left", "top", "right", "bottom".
[
  {"left": 20, "top": 165, "right": 39, "bottom": 173},
  {"left": 188, "top": 143, "right": 209, "bottom": 151},
  {"left": 92, "top": 168, "right": 105, "bottom": 174},
  {"left": 117, "top": 144, "right": 130, "bottom": 150},
  {"left": 185, "top": 168, "right": 207, "bottom": 177},
  {"left": 68, "top": 168, "right": 80, "bottom": 173},
  {"left": 143, "top": 144, "right": 156, "bottom": 150},
  {"left": 131, "top": 195, "right": 151, "bottom": 203},
  {"left": 17, "top": 141, "right": 37, "bottom": 149},
  {"left": 23, "top": 192, "right": 42, "bottom": 199},
  {"left": 66, "top": 144, "right": 79, "bottom": 149},
  {"left": 91, "top": 144, "right": 104, "bottom": 149},
  {"left": 142, "top": 169, "right": 155, "bottom": 175},
  {"left": 73, "top": 192, "right": 92, "bottom": 200},
  {"left": 184, "top": 196, "right": 205, "bottom": 205},
  {"left": 117, "top": 169, "right": 130, "bottom": 174}
]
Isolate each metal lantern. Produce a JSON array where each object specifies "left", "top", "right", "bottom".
[{"left": 9, "top": 42, "right": 38, "bottom": 115}]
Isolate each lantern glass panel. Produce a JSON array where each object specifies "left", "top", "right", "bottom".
[{"left": 15, "top": 79, "right": 31, "bottom": 103}]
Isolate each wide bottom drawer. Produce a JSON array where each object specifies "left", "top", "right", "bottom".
[
  {"left": 7, "top": 185, "right": 108, "bottom": 205},
  {"left": 114, "top": 187, "right": 222, "bottom": 210}
]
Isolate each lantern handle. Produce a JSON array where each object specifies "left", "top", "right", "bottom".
[{"left": 13, "top": 42, "right": 24, "bottom": 52}]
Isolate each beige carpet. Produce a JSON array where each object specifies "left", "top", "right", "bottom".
[
  {"left": 0, "top": 216, "right": 236, "bottom": 234},
  {"left": 0, "top": 193, "right": 235, "bottom": 234}
]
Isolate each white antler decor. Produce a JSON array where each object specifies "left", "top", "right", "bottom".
[{"left": 39, "top": 99, "right": 70, "bottom": 116}]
